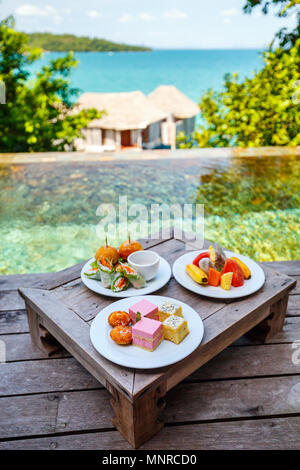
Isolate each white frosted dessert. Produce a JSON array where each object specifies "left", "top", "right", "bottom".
[
  {"left": 158, "top": 300, "right": 183, "bottom": 322},
  {"left": 163, "top": 315, "right": 189, "bottom": 344}
]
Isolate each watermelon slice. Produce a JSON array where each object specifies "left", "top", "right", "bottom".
[{"left": 222, "top": 259, "right": 244, "bottom": 287}]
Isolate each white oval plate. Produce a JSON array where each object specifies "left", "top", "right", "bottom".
[
  {"left": 90, "top": 295, "right": 204, "bottom": 369},
  {"left": 173, "top": 250, "right": 265, "bottom": 300},
  {"left": 81, "top": 256, "right": 171, "bottom": 298}
]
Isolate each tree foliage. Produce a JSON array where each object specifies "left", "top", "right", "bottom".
[
  {"left": 243, "top": 0, "right": 300, "bottom": 48},
  {"left": 0, "top": 16, "right": 100, "bottom": 152},
  {"left": 27, "top": 32, "right": 151, "bottom": 52},
  {"left": 177, "top": 0, "right": 300, "bottom": 149},
  {"left": 178, "top": 40, "right": 300, "bottom": 148}
]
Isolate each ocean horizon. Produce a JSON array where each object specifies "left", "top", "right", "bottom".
[{"left": 29, "top": 49, "right": 264, "bottom": 104}]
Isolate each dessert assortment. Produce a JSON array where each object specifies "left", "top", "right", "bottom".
[
  {"left": 108, "top": 298, "right": 189, "bottom": 351},
  {"left": 186, "top": 243, "right": 251, "bottom": 291},
  {"left": 84, "top": 237, "right": 157, "bottom": 293}
]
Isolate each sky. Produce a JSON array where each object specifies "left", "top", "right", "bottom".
[{"left": 1, "top": 0, "right": 298, "bottom": 49}]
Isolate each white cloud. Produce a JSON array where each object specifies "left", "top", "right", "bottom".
[
  {"left": 139, "top": 12, "right": 156, "bottom": 22},
  {"left": 221, "top": 8, "right": 238, "bottom": 17},
  {"left": 87, "top": 10, "right": 103, "bottom": 19},
  {"left": 54, "top": 15, "right": 63, "bottom": 25},
  {"left": 15, "top": 4, "right": 73, "bottom": 25},
  {"left": 15, "top": 4, "right": 57, "bottom": 16},
  {"left": 118, "top": 13, "right": 134, "bottom": 23},
  {"left": 118, "top": 10, "right": 188, "bottom": 23},
  {"left": 163, "top": 9, "right": 188, "bottom": 20},
  {"left": 223, "top": 18, "right": 232, "bottom": 24}
]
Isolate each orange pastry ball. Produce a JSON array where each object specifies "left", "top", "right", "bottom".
[
  {"left": 108, "top": 311, "right": 130, "bottom": 327},
  {"left": 95, "top": 244, "right": 119, "bottom": 265},
  {"left": 110, "top": 325, "right": 132, "bottom": 345},
  {"left": 118, "top": 240, "right": 143, "bottom": 261}
]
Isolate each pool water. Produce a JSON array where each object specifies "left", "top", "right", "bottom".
[{"left": 0, "top": 155, "right": 299, "bottom": 275}]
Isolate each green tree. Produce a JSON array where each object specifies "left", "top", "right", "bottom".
[
  {"left": 244, "top": 0, "right": 300, "bottom": 48},
  {"left": 177, "top": 1, "right": 300, "bottom": 149},
  {"left": 27, "top": 32, "right": 151, "bottom": 52},
  {"left": 0, "top": 16, "right": 100, "bottom": 152}
]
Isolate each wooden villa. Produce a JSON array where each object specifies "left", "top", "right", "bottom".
[
  {"left": 75, "top": 86, "right": 199, "bottom": 152},
  {"left": 148, "top": 85, "right": 199, "bottom": 138}
]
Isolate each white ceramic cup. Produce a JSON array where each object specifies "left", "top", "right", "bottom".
[{"left": 127, "top": 250, "right": 160, "bottom": 281}]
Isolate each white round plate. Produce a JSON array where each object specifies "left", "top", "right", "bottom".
[
  {"left": 90, "top": 295, "right": 204, "bottom": 369},
  {"left": 173, "top": 250, "right": 265, "bottom": 300},
  {"left": 81, "top": 256, "right": 171, "bottom": 298}
]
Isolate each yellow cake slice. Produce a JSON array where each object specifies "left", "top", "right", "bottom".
[
  {"left": 163, "top": 315, "right": 189, "bottom": 345},
  {"left": 158, "top": 300, "right": 183, "bottom": 322}
]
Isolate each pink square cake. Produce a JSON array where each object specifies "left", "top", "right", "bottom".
[
  {"left": 129, "top": 299, "right": 158, "bottom": 324},
  {"left": 132, "top": 317, "right": 163, "bottom": 352}
]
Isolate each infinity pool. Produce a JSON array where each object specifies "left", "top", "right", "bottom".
[{"left": 0, "top": 155, "right": 299, "bottom": 274}]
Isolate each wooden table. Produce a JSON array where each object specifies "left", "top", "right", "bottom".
[{"left": 18, "top": 233, "right": 296, "bottom": 448}]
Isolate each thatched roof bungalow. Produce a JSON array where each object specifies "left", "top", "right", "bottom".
[
  {"left": 148, "top": 85, "right": 199, "bottom": 120},
  {"left": 75, "top": 86, "right": 199, "bottom": 152}
]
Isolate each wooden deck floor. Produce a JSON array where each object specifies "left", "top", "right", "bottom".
[{"left": 0, "top": 260, "right": 299, "bottom": 450}]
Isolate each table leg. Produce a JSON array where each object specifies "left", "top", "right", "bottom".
[
  {"left": 106, "top": 380, "right": 167, "bottom": 448},
  {"left": 247, "top": 293, "right": 289, "bottom": 343},
  {"left": 26, "top": 304, "right": 62, "bottom": 356}
]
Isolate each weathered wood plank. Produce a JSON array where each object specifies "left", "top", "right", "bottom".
[
  {"left": 57, "top": 283, "right": 111, "bottom": 322},
  {"left": 287, "top": 295, "right": 300, "bottom": 316},
  {"left": 262, "top": 260, "right": 300, "bottom": 276},
  {"left": 165, "top": 375, "right": 300, "bottom": 423},
  {"left": 45, "top": 261, "right": 87, "bottom": 290},
  {"left": 0, "top": 310, "right": 28, "bottom": 334},
  {"left": 144, "top": 416, "right": 300, "bottom": 450},
  {"left": 0, "top": 333, "right": 69, "bottom": 362},
  {"left": 0, "top": 291, "right": 25, "bottom": 312},
  {"left": 153, "top": 237, "right": 186, "bottom": 267},
  {"left": 19, "top": 288, "right": 135, "bottom": 399},
  {"left": 2, "top": 374, "right": 300, "bottom": 440},
  {"left": 52, "top": 278, "right": 82, "bottom": 300},
  {"left": 174, "top": 231, "right": 212, "bottom": 251},
  {"left": 188, "top": 343, "right": 300, "bottom": 382},
  {"left": 0, "top": 358, "right": 100, "bottom": 396},
  {"left": 138, "top": 227, "right": 174, "bottom": 251},
  {"left": 0, "top": 389, "right": 112, "bottom": 439},
  {"left": 0, "top": 272, "right": 53, "bottom": 291},
  {"left": 2, "top": 416, "right": 300, "bottom": 449},
  {"left": 234, "top": 316, "right": 300, "bottom": 345},
  {"left": 290, "top": 276, "right": 300, "bottom": 295}
]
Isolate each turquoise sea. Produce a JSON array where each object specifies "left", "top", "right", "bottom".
[{"left": 29, "top": 49, "right": 264, "bottom": 102}]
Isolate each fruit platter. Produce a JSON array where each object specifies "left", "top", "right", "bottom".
[
  {"left": 90, "top": 295, "right": 204, "bottom": 368},
  {"left": 173, "top": 244, "right": 265, "bottom": 300},
  {"left": 81, "top": 238, "right": 171, "bottom": 298}
]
